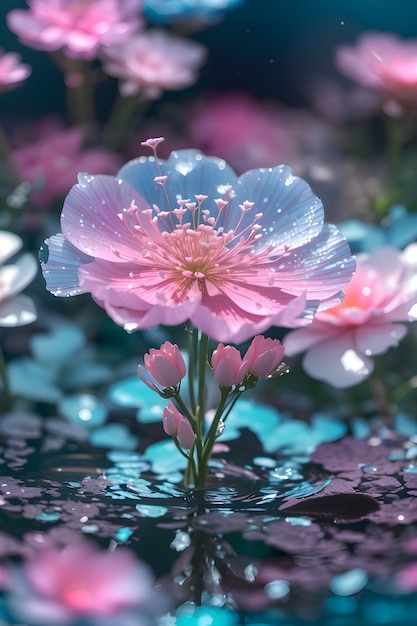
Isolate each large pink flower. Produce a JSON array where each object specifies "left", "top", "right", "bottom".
[
  {"left": 283, "top": 245, "right": 417, "bottom": 388},
  {"left": 12, "top": 120, "right": 122, "bottom": 208},
  {"left": 7, "top": 0, "right": 143, "bottom": 60},
  {"left": 335, "top": 33, "right": 417, "bottom": 113},
  {"left": 8, "top": 540, "right": 155, "bottom": 624},
  {"left": 41, "top": 145, "right": 355, "bottom": 344},
  {"left": 0, "top": 49, "right": 31, "bottom": 92},
  {"left": 100, "top": 29, "right": 207, "bottom": 98}
]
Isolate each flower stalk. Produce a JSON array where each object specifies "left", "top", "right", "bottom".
[{"left": 139, "top": 331, "right": 286, "bottom": 489}]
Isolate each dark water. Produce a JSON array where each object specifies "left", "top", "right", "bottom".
[{"left": 2, "top": 411, "right": 417, "bottom": 625}]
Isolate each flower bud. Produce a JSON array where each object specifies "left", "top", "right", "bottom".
[
  {"left": 162, "top": 401, "right": 182, "bottom": 436},
  {"left": 162, "top": 401, "right": 195, "bottom": 449},
  {"left": 211, "top": 343, "right": 249, "bottom": 387},
  {"left": 177, "top": 418, "right": 196, "bottom": 449},
  {"left": 244, "top": 335, "right": 285, "bottom": 378},
  {"left": 143, "top": 341, "right": 186, "bottom": 388}
]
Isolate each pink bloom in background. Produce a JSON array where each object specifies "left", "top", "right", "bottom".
[
  {"left": 244, "top": 335, "right": 285, "bottom": 378},
  {"left": 7, "top": 0, "right": 143, "bottom": 60},
  {"left": 163, "top": 401, "right": 195, "bottom": 448},
  {"left": 141, "top": 341, "right": 186, "bottom": 389},
  {"left": 211, "top": 344, "right": 249, "bottom": 387},
  {"left": 41, "top": 145, "right": 355, "bottom": 344},
  {"left": 187, "top": 91, "right": 336, "bottom": 175},
  {"left": 100, "top": 29, "right": 207, "bottom": 99},
  {"left": 335, "top": 32, "right": 417, "bottom": 114},
  {"left": 396, "top": 563, "right": 417, "bottom": 591},
  {"left": 0, "top": 49, "right": 31, "bottom": 92},
  {"left": 8, "top": 540, "right": 155, "bottom": 624},
  {"left": 12, "top": 120, "right": 122, "bottom": 208},
  {"left": 0, "top": 231, "right": 37, "bottom": 327},
  {"left": 283, "top": 245, "right": 417, "bottom": 388}
]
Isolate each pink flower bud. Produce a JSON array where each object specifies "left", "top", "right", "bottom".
[
  {"left": 162, "top": 401, "right": 181, "bottom": 436},
  {"left": 144, "top": 341, "right": 186, "bottom": 389},
  {"left": 244, "top": 335, "right": 285, "bottom": 378},
  {"left": 162, "top": 402, "right": 195, "bottom": 449},
  {"left": 177, "top": 418, "right": 196, "bottom": 449},
  {"left": 211, "top": 344, "right": 249, "bottom": 387}
]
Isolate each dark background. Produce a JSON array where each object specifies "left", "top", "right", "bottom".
[{"left": 1, "top": 0, "right": 416, "bottom": 118}]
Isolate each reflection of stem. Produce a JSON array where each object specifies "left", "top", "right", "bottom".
[{"left": 0, "top": 342, "right": 12, "bottom": 411}]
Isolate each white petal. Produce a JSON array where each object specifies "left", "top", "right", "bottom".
[
  {"left": 0, "top": 294, "right": 37, "bottom": 326},
  {"left": 0, "top": 253, "right": 38, "bottom": 300},
  {"left": 0, "top": 231, "right": 22, "bottom": 264}
]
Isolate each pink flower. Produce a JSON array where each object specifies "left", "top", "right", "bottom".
[
  {"left": 0, "top": 231, "right": 37, "bottom": 327},
  {"left": 188, "top": 92, "right": 296, "bottom": 174},
  {"left": 244, "top": 335, "right": 285, "bottom": 378},
  {"left": 41, "top": 146, "right": 355, "bottom": 344},
  {"left": 100, "top": 29, "right": 207, "bottom": 99},
  {"left": 335, "top": 33, "right": 417, "bottom": 114},
  {"left": 142, "top": 341, "right": 186, "bottom": 389},
  {"left": 8, "top": 540, "right": 155, "bottom": 624},
  {"left": 396, "top": 563, "right": 417, "bottom": 591},
  {"left": 187, "top": 91, "right": 337, "bottom": 176},
  {"left": 7, "top": 0, "right": 143, "bottom": 60},
  {"left": 0, "top": 50, "right": 31, "bottom": 92},
  {"left": 283, "top": 245, "right": 417, "bottom": 388},
  {"left": 12, "top": 120, "right": 122, "bottom": 208},
  {"left": 211, "top": 344, "right": 249, "bottom": 387},
  {"left": 163, "top": 401, "right": 195, "bottom": 448}
]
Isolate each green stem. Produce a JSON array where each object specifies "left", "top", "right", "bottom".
[
  {"left": 102, "top": 93, "right": 149, "bottom": 151},
  {"left": 0, "top": 342, "right": 12, "bottom": 411},
  {"left": 65, "top": 58, "right": 96, "bottom": 126},
  {"left": 188, "top": 328, "right": 198, "bottom": 414}
]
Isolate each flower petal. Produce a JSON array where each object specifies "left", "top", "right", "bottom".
[
  {"left": 119, "top": 150, "right": 237, "bottom": 219},
  {"left": 61, "top": 174, "right": 150, "bottom": 261},
  {"left": 302, "top": 331, "right": 374, "bottom": 388},
  {"left": 0, "top": 294, "right": 37, "bottom": 327},
  {"left": 0, "top": 253, "right": 38, "bottom": 300},
  {"left": 40, "top": 234, "right": 92, "bottom": 296},
  {"left": 235, "top": 165, "right": 325, "bottom": 252},
  {"left": 0, "top": 231, "right": 22, "bottom": 264},
  {"left": 270, "top": 224, "right": 356, "bottom": 300},
  {"left": 354, "top": 322, "right": 408, "bottom": 356}
]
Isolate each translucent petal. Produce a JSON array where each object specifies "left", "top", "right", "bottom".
[
  {"left": 233, "top": 165, "right": 324, "bottom": 253},
  {"left": 61, "top": 174, "right": 150, "bottom": 261},
  {"left": 119, "top": 150, "right": 237, "bottom": 223},
  {"left": 40, "top": 233, "right": 92, "bottom": 296}
]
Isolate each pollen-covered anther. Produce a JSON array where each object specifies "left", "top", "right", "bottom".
[{"left": 154, "top": 175, "right": 168, "bottom": 185}]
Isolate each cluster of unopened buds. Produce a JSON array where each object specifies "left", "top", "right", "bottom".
[{"left": 138, "top": 335, "right": 286, "bottom": 487}]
